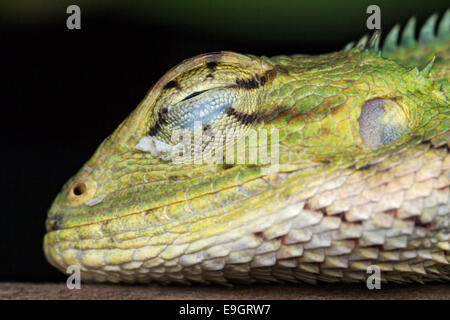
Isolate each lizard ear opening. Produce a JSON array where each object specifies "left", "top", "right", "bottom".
[{"left": 358, "top": 98, "right": 408, "bottom": 149}]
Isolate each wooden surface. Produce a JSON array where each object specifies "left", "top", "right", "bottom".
[{"left": 0, "top": 282, "right": 449, "bottom": 300}]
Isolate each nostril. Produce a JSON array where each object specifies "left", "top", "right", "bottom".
[{"left": 72, "top": 182, "right": 87, "bottom": 196}]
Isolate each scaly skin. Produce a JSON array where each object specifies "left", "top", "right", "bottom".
[{"left": 44, "top": 12, "right": 450, "bottom": 284}]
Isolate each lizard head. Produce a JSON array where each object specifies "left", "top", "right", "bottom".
[
  {"left": 45, "top": 51, "right": 276, "bottom": 230},
  {"left": 44, "top": 25, "right": 449, "bottom": 282},
  {"left": 44, "top": 51, "right": 282, "bottom": 276}
]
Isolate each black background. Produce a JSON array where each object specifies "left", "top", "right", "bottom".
[{"left": 1, "top": 1, "right": 448, "bottom": 282}]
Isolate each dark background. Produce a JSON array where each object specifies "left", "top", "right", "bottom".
[{"left": 1, "top": 0, "right": 448, "bottom": 282}]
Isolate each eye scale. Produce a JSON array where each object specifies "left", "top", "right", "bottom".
[
  {"left": 163, "top": 80, "right": 181, "bottom": 90},
  {"left": 206, "top": 61, "right": 218, "bottom": 72},
  {"left": 225, "top": 107, "right": 259, "bottom": 125}
]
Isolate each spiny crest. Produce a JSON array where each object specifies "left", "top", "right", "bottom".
[
  {"left": 420, "top": 56, "right": 435, "bottom": 77},
  {"left": 344, "top": 31, "right": 380, "bottom": 53},
  {"left": 383, "top": 10, "right": 449, "bottom": 52},
  {"left": 399, "top": 55, "right": 436, "bottom": 80},
  {"left": 345, "top": 10, "right": 450, "bottom": 52}
]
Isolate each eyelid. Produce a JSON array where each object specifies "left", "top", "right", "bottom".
[{"left": 167, "top": 88, "right": 237, "bottom": 130}]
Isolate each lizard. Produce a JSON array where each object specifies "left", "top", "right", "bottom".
[{"left": 44, "top": 11, "right": 450, "bottom": 284}]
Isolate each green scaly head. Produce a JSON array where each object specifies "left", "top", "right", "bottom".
[{"left": 44, "top": 11, "right": 449, "bottom": 284}]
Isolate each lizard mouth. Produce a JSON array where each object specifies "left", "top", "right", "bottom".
[{"left": 46, "top": 214, "right": 64, "bottom": 231}]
